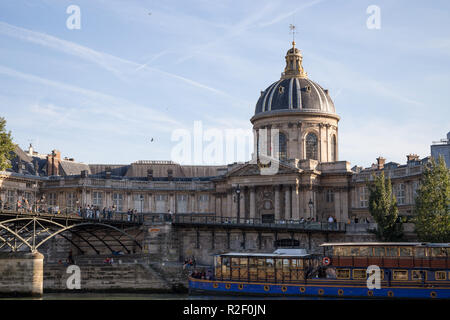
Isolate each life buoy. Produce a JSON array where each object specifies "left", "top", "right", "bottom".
[{"left": 322, "top": 257, "right": 331, "bottom": 266}]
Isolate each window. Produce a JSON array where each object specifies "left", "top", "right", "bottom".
[
  {"left": 6, "top": 190, "right": 15, "bottom": 204},
  {"left": 393, "top": 270, "right": 408, "bottom": 280},
  {"left": 336, "top": 269, "right": 350, "bottom": 279},
  {"left": 92, "top": 192, "right": 103, "bottom": 207},
  {"left": 331, "top": 134, "right": 337, "bottom": 162},
  {"left": 305, "top": 133, "right": 318, "bottom": 160},
  {"left": 48, "top": 193, "right": 56, "bottom": 206},
  {"left": 373, "top": 247, "right": 385, "bottom": 256},
  {"left": 277, "top": 133, "right": 287, "bottom": 161},
  {"left": 435, "top": 271, "right": 447, "bottom": 280},
  {"left": 113, "top": 193, "right": 123, "bottom": 211},
  {"left": 353, "top": 269, "right": 366, "bottom": 280},
  {"left": 177, "top": 195, "right": 188, "bottom": 201},
  {"left": 155, "top": 195, "right": 167, "bottom": 201},
  {"left": 199, "top": 195, "right": 209, "bottom": 202},
  {"left": 326, "top": 190, "right": 334, "bottom": 203},
  {"left": 399, "top": 247, "right": 413, "bottom": 257},
  {"left": 359, "top": 186, "right": 369, "bottom": 208},
  {"left": 386, "top": 247, "right": 399, "bottom": 257},
  {"left": 412, "top": 181, "right": 419, "bottom": 199},
  {"left": 133, "top": 194, "right": 144, "bottom": 212},
  {"left": 66, "top": 192, "right": 76, "bottom": 209},
  {"left": 395, "top": 183, "right": 406, "bottom": 205},
  {"left": 412, "top": 270, "right": 424, "bottom": 281}
]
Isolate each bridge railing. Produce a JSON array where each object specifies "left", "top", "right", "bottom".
[{"left": 172, "top": 214, "right": 346, "bottom": 231}]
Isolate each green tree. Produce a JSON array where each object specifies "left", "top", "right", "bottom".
[
  {"left": 367, "top": 171, "right": 404, "bottom": 241},
  {"left": 0, "top": 117, "right": 15, "bottom": 171},
  {"left": 414, "top": 156, "right": 450, "bottom": 242}
]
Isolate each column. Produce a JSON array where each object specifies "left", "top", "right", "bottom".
[
  {"left": 334, "top": 190, "right": 340, "bottom": 221},
  {"left": 284, "top": 186, "right": 291, "bottom": 220},
  {"left": 292, "top": 187, "right": 299, "bottom": 220},
  {"left": 249, "top": 187, "right": 256, "bottom": 219},
  {"left": 274, "top": 185, "right": 280, "bottom": 220},
  {"left": 227, "top": 191, "right": 233, "bottom": 218},
  {"left": 240, "top": 188, "right": 246, "bottom": 219}
]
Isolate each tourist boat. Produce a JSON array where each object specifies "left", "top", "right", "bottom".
[{"left": 188, "top": 242, "right": 450, "bottom": 299}]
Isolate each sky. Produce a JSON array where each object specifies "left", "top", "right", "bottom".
[{"left": 0, "top": 0, "right": 449, "bottom": 168}]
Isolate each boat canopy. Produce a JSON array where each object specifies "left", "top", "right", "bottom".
[
  {"left": 216, "top": 248, "right": 311, "bottom": 258},
  {"left": 320, "top": 242, "right": 450, "bottom": 248}
]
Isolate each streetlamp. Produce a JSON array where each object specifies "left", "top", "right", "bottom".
[
  {"left": 308, "top": 198, "right": 314, "bottom": 221},
  {"left": 234, "top": 185, "right": 241, "bottom": 224}
]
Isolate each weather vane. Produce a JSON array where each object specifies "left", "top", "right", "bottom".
[{"left": 289, "top": 24, "right": 296, "bottom": 43}]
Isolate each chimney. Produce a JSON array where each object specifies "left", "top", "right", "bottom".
[
  {"left": 46, "top": 149, "right": 61, "bottom": 176},
  {"left": 147, "top": 169, "right": 153, "bottom": 181},
  {"left": 407, "top": 154, "right": 420, "bottom": 163},
  {"left": 167, "top": 169, "right": 173, "bottom": 181},
  {"left": 105, "top": 166, "right": 112, "bottom": 179},
  {"left": 376, "top": 156, "right": 386, "bottom": 170}
]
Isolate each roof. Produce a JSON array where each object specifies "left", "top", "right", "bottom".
[
  {"left": 217, "top": 249, "right": 311, "bottom": 258},
  {"left": 320, "top": 242, "right": 450, "bottom": 247}
]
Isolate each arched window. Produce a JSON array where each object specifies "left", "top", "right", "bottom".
[
  {"left": 305, "top": 133, "right": 318, "bottom": 160},
  {"left": 277, "top": 133, "right": 287, "bottom": 160},
  {"left": 331, "top": 134, "right": 337, "bottom": 162}
]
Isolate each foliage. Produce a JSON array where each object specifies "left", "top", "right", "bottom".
[
  {"left": 367, "top": 171, "right": 404, "bottom": 241},
  {"left": 0, "top": 117, "right": 15, "bottom": 171},
  {"left": 414, "top": 156, "right": 450, "bottom": 242}
]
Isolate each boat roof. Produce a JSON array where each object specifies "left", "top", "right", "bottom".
[
  {"left": 216, "top": 249, "right": 311, "bottom": 258},
  {"left": 320, "top": 242, "right": 450, "bottom": 247}
]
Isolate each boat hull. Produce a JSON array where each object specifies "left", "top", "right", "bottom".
[{"left": 189, "top": 278, "right": 450, "bottom": 299}]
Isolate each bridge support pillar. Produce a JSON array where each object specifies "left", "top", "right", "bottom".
[{"left": 0, "top": 251, "right": 44, "bottom": 297}]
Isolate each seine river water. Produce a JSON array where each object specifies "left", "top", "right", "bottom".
[{"left": 2, "top": 293, "right": 322, "bottom": 300}]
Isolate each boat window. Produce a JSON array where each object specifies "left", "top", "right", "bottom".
[
  {"left": 431, "top": 248, "right": 447, "bottom": 257},
  {"left": 240, "top": 258, "right": 248, "bottom": 267},
  {"left": 257, "top": 258, "right": 265, "bottom": 267},
  {"left": 231, "top": 258, "right": 240, "bottom": 267},
  {"left": 283, "top": 259, "right": 290, "bottom": 271},
  {"left": 350, "top": 247, "right": 360, "bottom": 256},
  {"left": 373, "top": 247, "right": 385, "bottom": 256},
  {"left": 411, "top": 270, "right": 424, "bottom": 281},
  {"left": 222, "top": 257, "right": 230, "bottom": 266},
  {"left": 386, "top": 247, "right": 399, "bottom": 257},
  {"left": 215, "top": 257, "right": 222, "bottom": 267},
  {"left": 414, "top": 248, "right": 426, "bottom": 258},
  {"left": 353, "top": 269, "right": 366, "bottom": 279},
  {"left": 336, "top": 269, "right": 350, "bottom": 279},
  {"left": 399, "top": 247, "right": 413, "bottom": 257},
  {"left": 266, "top": 258, "right": 274, "bottom": 267},
  {"left": 341, "top": 247, "right": 352, "bottom": 256},
  {"left": 275, "top": 259, "right": 282, "bottom": 269},
  {"left": 333, "top": 247, "right": 343, "bottom": 256},
  {"left": 435, "top": 271, "right": 447, "bottom": 280},
  {"left": 249, "top": 258, "right": 257, "bottom": 268},
  {"left": 359, "top": 247, "right": 370, "bottom": 256},
  {"left": 393, "top": 270, "right": 408, "bottom": 280}
]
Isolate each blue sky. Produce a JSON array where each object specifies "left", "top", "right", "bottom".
[{"left": 0, "top": 0, "right": 449, "bottom": 167}]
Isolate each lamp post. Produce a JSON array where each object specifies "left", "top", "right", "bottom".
[
  {"left": 234, "top": 185, "right": 241, "bottom": 224},
  {"left": 308, "top": 198, "right": 314, "bottom": 221}
]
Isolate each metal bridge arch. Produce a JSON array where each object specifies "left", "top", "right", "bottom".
[{"left": 0, "top": 216, "right": 142, "bottom": 254}]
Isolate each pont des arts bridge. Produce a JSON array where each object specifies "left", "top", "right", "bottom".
[{"left": 0, "top": 211, "right": 379, "bottom": 296}]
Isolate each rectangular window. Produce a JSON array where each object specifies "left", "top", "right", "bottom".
[
  {"left": 353, "top": 269, "right": 366, "bottom": 279},
  {"left": 92, "top": 192, "right": 103, "bottom": 207},
  {"left": 326, "top": 190, "right": 334, "bottom": 203},
  {"left": 359, "top": 186, "right": 368, "bottom": 208},
  {"left": 113, "top": 193, "right": 123, "bottom": 211},
  {"left": 6, "top": 190, "right": 15, "bottom": 204},
  {"left": 396, "top": 183, "right": 406, "bottom": 205},
  {"left": 399, "top": 247, "right": 413, "bottom": 257},
  {"left": 155, "top": 194, "right": 167, "bottom": 201},
  {"left": 393, "top": 270, "right": 408, "bottom": 281},
  {"left": 199, "top": 195, "right": 209, "bottom": 202},
  {"left": 66, "top": 192, "right": 76, "bottom": 209},
  {"left": 177, "top": 194, "right": 188, "bottom": 201},
  {"left": 435, "top": 271, "right": 447, "bottom": 280},
  {"left": 336, "top": 269, "right": 350, "bottom": 279},
  {"left": 386, "top": 247, "right": 399, "bottom": 257},
  {"left": 373, "top": 247, "right": 385, "bottom": 256},
  {"left": 411, "top": 270, "right": 424, "bottom": 281},
  {"left": 412, "top": 181, "right": 419, "bottom": 199},
  {"left": 48, "top": 193, "right": 56, "bottom": 206}
]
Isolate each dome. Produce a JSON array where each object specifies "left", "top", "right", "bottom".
[
  {"left": 253, "top": 42, "right": 336, "bottom": 117},
  {"left": 254, "top": 77, "right": 335, "bottom": 115}
]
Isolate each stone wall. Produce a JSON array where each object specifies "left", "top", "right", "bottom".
[{"left": 0, "top": 252, "right": 43, "bottom": 297}]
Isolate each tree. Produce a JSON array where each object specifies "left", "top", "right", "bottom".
[
  {"left": 0, "top": 117, "right": 15, "bottom": 171},
  {"left": 367, "top": 171, "right": 403, "bottom": 241},
  {"left": 414, "top": 156, "right": 450, "bottom": 242}
]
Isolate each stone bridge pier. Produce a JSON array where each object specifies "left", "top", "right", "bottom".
[{"left": 0, "top": 251, "right": 44, "bottom": 297}]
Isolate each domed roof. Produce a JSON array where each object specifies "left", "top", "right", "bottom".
[
  {"left": 253, "top": 42, "right": 336, "bottom": 117},
  {"left": 254, "top": 77, "right": 335, "bottom": 115}
]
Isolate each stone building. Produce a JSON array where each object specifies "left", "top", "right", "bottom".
[{"left": 0, "top": 42, "right": 430, "bottom": 223}]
